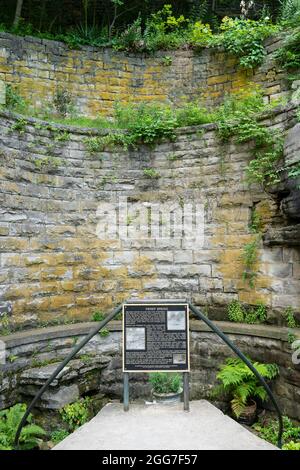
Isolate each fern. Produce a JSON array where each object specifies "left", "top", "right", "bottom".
[
  {"left": 215, "top": 357, "right": 279, "bottom": 418},
  {"left": 279, "top": 0, "right": 300, "bottom": 25},
  {"left": 0, "top": 403, "right": 46, "bottom": 450}
]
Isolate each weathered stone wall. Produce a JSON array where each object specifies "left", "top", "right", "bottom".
[
  {"left": 0, "top": 32, "right": 290, "bottom": 117},
  {"left": 0, "top": 104, "right": 299, "bottom": 328},
  {"left": 1, "top": 321, "right": 299, "bottom": 420}
]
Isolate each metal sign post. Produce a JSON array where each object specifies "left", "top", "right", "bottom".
[{"left": 122, "top": 299, "right": 190, "bottom": 411}]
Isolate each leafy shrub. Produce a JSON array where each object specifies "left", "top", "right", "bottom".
[
  {"left": 212, "top": 17, "right": 279, "bottom": 69},
  {"left": 242, "top": 236, "right": 260, "bottom": 288},
  {"left": 143, "top": 168, "right": 160, "bottom": 179},
  {"left": 275, "top": 28, "right": 300, "bottom": 70},
  {"left": 190, "top": 20, "right": 213, "bottom": 46},
  {"left": 61, "top": 24, "right": 110, "bottom": 49},
  {"left": 149, "top": 372, "right": 182, "bottom": 394},
  {"left": 50, "top": 429, "right": 70, "bottom": 445},
  {"left": 175, "top": 103, "right": 213, "bottom": 126},
  {"left": 114, "top": 16, "right": 145, "bottom": 52},
  {"left": 114, "top": 5, "right": 189, "bottom": 53},
  {"left": 227, "top": 300, "right": 267, "bottom": 324},
  {"left": 253, "top": 415, "right": 300, "bottom": 448},
  {"left": 0, "top": 403, "right": 46, "bottom": 450},
  {"left": 278, "top": 0, "right": 300, "bottom": 26},
  {"left": 115, "top": 102, "right": 177, "bottom": 145},
  {"left": 216, "top": 90, "right": 284, "bottom": 187},
  {"left": 215, "top": 357, "right": 279, "bottom": 418},
  {"left": 282, "top": 440, "right": 300, "bottom": 450},
  {"left": 53, "top": 88, "right": 74, "bottom": 117},
  {"left": 4, "top": 85, "right": 27, "bottom": 113},
  {"left": 91, "top": 311, "right": 105, "bottom": 321},
  {"left": 99, "top": 328, "right": 110, "bottom": 337},
  {"left": 60, "top": 397, "right": 91, "bottom": 431},
  {"left": 284, "top": 306, "right": 299, "bottom": 328}
]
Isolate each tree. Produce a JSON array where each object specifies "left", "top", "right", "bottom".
[{"left": 13, "top": 0, "right": 24, "bottom": 28}]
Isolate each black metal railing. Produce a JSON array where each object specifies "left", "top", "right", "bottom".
[
  {"left": 14, "top": 304, "right": 122, "bottom": 448},
  {"left": 14, "top": 302, "right": 283, "bottom": 449},
  {"left": 188, "top": 303, "right": 283, "bottom": 448}
]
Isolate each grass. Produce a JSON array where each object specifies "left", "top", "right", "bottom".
[{"left": 49, "top": 115, "right": 116, "bottom": 129}]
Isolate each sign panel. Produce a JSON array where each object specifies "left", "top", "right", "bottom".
[{"left": 123, "top": 303, "right": 189, "bottom": 372}]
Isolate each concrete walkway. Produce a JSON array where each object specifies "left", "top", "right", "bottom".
[{"left": 54, "top": 400, "right": 277, "bottom": 450}]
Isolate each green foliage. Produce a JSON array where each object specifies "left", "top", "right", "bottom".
[
  {"left": 288, "top": 332, "right": 297, "bottom": 344},
  {"left": 242, "top": 236, "right": 260, "bottom": 288},
  {"left": 60, "top": 397, "right": 91, "bottom": 432},
  {"left": 31, "top": 156, "right": 62, "bottom": 171},
  {"left": 275, "top": 28, "right": 300, "bottom": 70},
  {"left": 278, "top": 0, "right": 300, "bottom": 27},
  {"left": 91, "top": 311, "right": 105, "bottom": 322},
  {"left": 53, "top": 88, "right": 74, "bottom": 117},
  {"left": 253, "top": 415, "right": 300, "bottom": 447},
  {"left": 4, "top": 84, "right": 26, "bottom": 112},
  {"left": 175, "top": 103, "right": 213, "bottom": 127},
  {"left": 114, "top": 16, "right": 145, "bottom": 52},
  {"left": 208, "top": 17, "right": 279, "bottom": 69},
  {"left": 50, "top": 429, "right": 70, "bottom": 445},
  {"left": 216, "top": 90, "right": 284, "bottom": 187},
  {"left": 60, "top": 25, "right": 110, "bottom": 49},
  {"left": 282, "top": 440, "right": 300, "bottom": 450},
  {"left": 250, "top": 208, "right": 262, "bottom": 234},
  {"left": 143, "top": 168, "right": 160, "bottom": 179},
  {"left": 284, "top": 306, "right": 299, "bottom": 328},
  {"left": 215, "top": 357, "right": 279, "bottom": 418},
  {"left": 190, "top": 20, "right": 213, "bottom": 46},
  {"left": 227, "top": 300, "right": 267, "bottom": 324},
  {"left": 288, "top": 163, "right": 300, "bottom": 187},
  {"left": 0, "top": 313, "right": 11, "bottom": 336},
  {"left": 228, "top": 300, "right": 245, "bottom": 323},
  {"left": 9, "top": 117, "right": 28, "bottom": 134},
  {"left": 99, "top": 328, "right": 110, "bottom": 337},
  {"left": 114, "top": 5, "right": 190, "bottom": 53},
  {"left": 161, "top": 55, "right": 173, "bottom": 66},
  {"left": 149, "top": 372, "right": 182, "bottom": 394},
  {"left": 0, "top": 403, "right": 46, "bottom": 450}
]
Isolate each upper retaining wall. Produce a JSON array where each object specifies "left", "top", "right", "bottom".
[
  {"left": 0, "top": 32, "right": 290, "bottom": 116},
  {"left": 0, "top": 103, "right": 299, "bottom": 328}
]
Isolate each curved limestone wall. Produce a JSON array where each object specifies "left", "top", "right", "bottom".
[
  {"left": 0, "top": 32, "right": 290, "bottom": 117},
  {"left": 1, "top": 321, "right": 299, "bottom": 420},
  {"left": 0, "top": 104, "right": 299, "bottom": 328}
]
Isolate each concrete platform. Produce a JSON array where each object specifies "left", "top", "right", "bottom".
[{"left": 53, "top": 400, "right": 277, "bottom": 450}]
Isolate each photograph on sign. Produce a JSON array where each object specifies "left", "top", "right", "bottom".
[
  {"left": 123, "top": 303, "right": 190, "bottom": 373},
  {"left": 126, "top": 327, "right": 146, "bottom": 350},
  {"left": 173, "top": 353, "right": 186, "bottom": 364},
  {"left": 167, "top": 310, "right": 186, "bottom": 330}
]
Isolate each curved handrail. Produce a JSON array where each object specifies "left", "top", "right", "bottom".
[
  {"left": 189, "top": 303, "right": 283, "bottom": 448},
  {"left": 14, "top": 301, "right": 283, "bottom": 449},
  {"left": 14, "top": 304, "right": 122, "bottom": 448}
]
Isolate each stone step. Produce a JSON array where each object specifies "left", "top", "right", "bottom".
[{"left": 53, "top": 399, "right": 277, "bottom": 450}]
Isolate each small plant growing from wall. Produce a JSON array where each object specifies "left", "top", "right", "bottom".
[
  {"left": 5, "top": 84, "right": 26, "bottom": 113},
  {"left": 228, "top": 300, "right": 267, "bottom": 324},
  {"left": 53, "top": 88, "right": 74, "bottom": 117},
  {"left": 143, "top": 168, "right": 160, "bottom": 179},
  {"left": 242, "top": 236, "right": 261, "bottom": 288},
  {"left": 60, "top": 397, "right": 91, "bottom": 432},
  {"left": 91, "top": 311, "right": 105, "bottom": 322}
]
